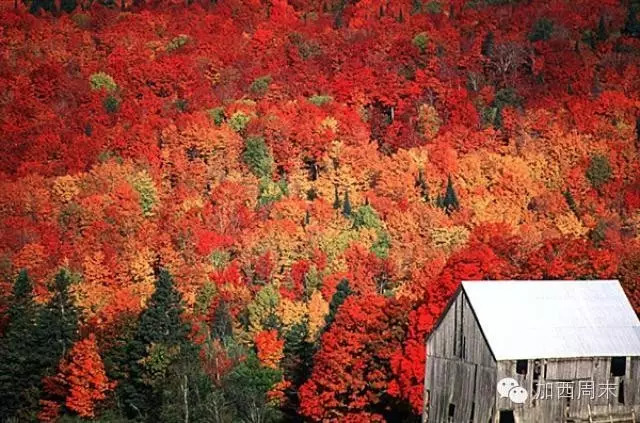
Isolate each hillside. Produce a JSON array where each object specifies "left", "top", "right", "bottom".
[{"left": 1, "top": 0, "right": 640, "bottom": 421}]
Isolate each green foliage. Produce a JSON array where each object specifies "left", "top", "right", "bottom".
[
  {"left": 412, "top": 32, "right": 429, "bottom": 53},
  {"left": 228, "top": 111, "right": 251, "bottom": 133},
  {"left": 440, "top": 175, "right": 460, "bottom": 214},
  {"left": 324, "top": 279, "right": 352, "bottom": 329},
  {"left": 529, "top": 17, "right": 554, "bottom": 42},
  {"left": 332, "top": 186, "right": 341, "bottom": 209},
  {"left": 0, "top": 271, "right": 41, "bottom": 420},
  {"left": 258, "top": 178, "right": 288, "bottom": 206},
  {"left": 90, "top": 72, "right": 118, "bottom": 92},
  {"left": 193, "top": 282, "right": 217, "bottom": 316},
  {"left": 247, "top": 284, "right": 280, "bottom": 331},
  {"left": 308, "top": 94, "right": 333, "bottom": 106},
  {"left": 0, "top": 270, "right": 79, "bottom": 421},
  {"left": 120, "top": 269, "right": 195, "bottom": 420},
  {"left": 207, "top": 107, "right": 226, "bottom": 126},
  {"left": 424, "top": 1, "right": 442, "bottom": 14},
  {"left": 166, "top": 34, "right": 190, "bottom": 52},
  {"left": 250, "top": 75, "right": 272, "bottom": 96},
  {"left": 223, "top": 352, "right": 283, "bottom": 423},
  {"left": 243, "top": 136, "right": 273, "bottom": 179},
  {"left": 60, "top": 0, "right": 76, "bottom": 13},
  {"left": 352, "top": 205, "right": 382, "bottom": 230},
  {"left": 131, "top": 171, "right": 157, "bottom": 218},
  {"left": 586, "top": 154, "right": 612, "bottom": 190},
  {"left": 372, "top": 230, "right": 391, "bottom": 259},
  {"left": 209, "top": 249, "right": 231, "bottom": 269},
  {"left": 341, "top": 191, "right": 352, "bottom": 217},
  {"left": 103, "top": 95, "right": 120, "bottom": 114}
]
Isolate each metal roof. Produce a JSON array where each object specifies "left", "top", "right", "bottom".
[{"left": 461, "top": 280, "right": 640, "bottom": 360}]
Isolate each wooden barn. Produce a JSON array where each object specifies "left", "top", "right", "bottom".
[{"left": 423, "top": 280, "right": 640, "bottom": 423}]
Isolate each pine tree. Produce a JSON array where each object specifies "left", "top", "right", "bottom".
[
  {"left": 342, "top": 191, "right": 352, "bottom": 217},
  {"left": 0, "top": 270, "right": 79, "bottom": 421},
  {"left": 635, "top": 116, "right": 640, "bottom": 148},
  {"left": 563, "top": 188, "right": 579, "bottom": 216},
  {"left": 121, "top": 269, "right": 196, "bottom": 420},
  {"left": 0, "top": 271, "right": 43, "bottom": 420},
  {"left": 623, "top": 1, "right": 640, "bottom": 38},
  {"left": 597, "top": 15, "right": 608, "bottom": 41},
  {"left": 40, "top": 269, "right": 79, "bottom": 359},
  {"left": 443, "top": 175, "right": 460, "bottom": 214},
  {"left": 332, "top": 185, "right": 341, "bottom": 209},
  {"left": 481, "top": 31, "right": 494, "bottom": 57},
  {"left": 324, "top": 279, "right": 352, "bottom": 329}
]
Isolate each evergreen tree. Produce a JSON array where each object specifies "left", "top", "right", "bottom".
[
  {"left": 481, "top": 31, "right": 494, "bottom": 57},
  {"left": 0, "top": 271, "right": 43, "bottom": 420},
  {"left": 624, "top": 1, "right": 640, "bottom": 38},
  {"left": 597, "top": 15, "right": 608, "bottom": 41},
  {"left": 563, "top": 188, "right": 579, "bottom": 216},
  {"left": 332, "top": 185, "right": 341, "bottom": 209},
  {"left": 324, "top": 279, "right": 352, "bottom": 329},
  {"left": 121, "top": 269, "right": 196, "bottom": 420},
  {"left": 443, "top": 175, "right": 460, "bottom": 214},
  {"left": 635, "top": 116, "right": 640, "bottom": 148},
  {"left": 342, "top": 191, "right": 352, "bottom": 217},
  {"left": 280, "top": 321, "right": 314, "bottom": 417},
  {"left": 40, "top": 269, "right": 79, "bottom": 359}
]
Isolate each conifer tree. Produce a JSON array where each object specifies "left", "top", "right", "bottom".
[
  {"left": 0, "top": 271, "right": 43, "bottom": 420},
  {"left": 332, "top": 185, "right": 341, "bottom": 209},
  {"left": 415, "top": 169, "right": 430, "bottom": 202},
  {"left": 324, "top": 279, "right": 352, "bottom": 329},
  {"left": 121, "top": 269, "right": 196, "bottom": 420},
  {"left": 443, "top": 175, "right": 460, "bottom": 214},
  {"left": 481, "top": 31, "right": 494, "bottom": 57},
  {"left": 342, "top": 191, "right": 352, "bottom": 217},
  {"left": 597, "top": 15, "right": 608, "bottom": 41}
]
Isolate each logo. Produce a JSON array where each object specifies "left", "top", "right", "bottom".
[{"left": 497, "top": 377, "right": 528, "bottom": 404}]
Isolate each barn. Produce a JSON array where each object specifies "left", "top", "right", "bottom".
[{"left": 423, "top": 280, "right": 640, "bottom": 423}]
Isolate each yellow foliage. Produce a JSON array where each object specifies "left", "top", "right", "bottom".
[
  {"left": 429, "top": 225, "right": 470, "bottom": 252},
  {"left": 307, "top": 291, "right": 329, "bottom": 340},
  {"left": 555, "top": 212, "right": 589, "bottom": 238},
  {"left": 278, "top": 298, "right": 308, "bottom": 330},
  {"left": 52, "top": 175, "right": 80, "bottom": 203}
]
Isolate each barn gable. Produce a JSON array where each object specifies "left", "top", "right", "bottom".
[{"left": 461, "top": 280, "right": 640, "bottom": 360}]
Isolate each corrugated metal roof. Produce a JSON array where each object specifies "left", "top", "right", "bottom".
[{"left": 461, "top": 280, "right": 640, "bottom": 360}]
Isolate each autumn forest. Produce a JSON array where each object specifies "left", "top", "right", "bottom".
[{"left": 1, "top": 0, "right": 640, "bottom": 421}]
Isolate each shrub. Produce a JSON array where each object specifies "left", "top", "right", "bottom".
[
  {"left": 90, "top": 72, "right": 117, "bottom": 93},
  {"left": 228, "top": 111, "right": 251, "bottom": 133},
  {"left": 249, "top": 75, "right": 272, "bottom": 96},
  {"left": 412, "top": 32, "right": 429, "bottom": 53},
  {"left": 166, "top": 34, "right": 190, "bottom": 52},
  {"left": 308, "top": 95, "right": 333, "bottom": 106},
  {"left": 586, "top": 154, "right": 612, "bottom": 190},
  {"left": 207, "top": 107, "right": 226, "bottom": 126},
  {"left": 529, "top": 18, "right": 554, "bottom": 42},
  {"left": 103, "top": 95, "right": 120, "bottom": 114}
]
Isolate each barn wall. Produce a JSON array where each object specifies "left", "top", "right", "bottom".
[
  {"left": 424, "top": 291, "right": 497, "bottom": 423},
  {"left": 495, "top": 357, "right": 640, "bottom": 423}
]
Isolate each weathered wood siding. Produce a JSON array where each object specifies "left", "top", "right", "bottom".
[
  {"left": 495, "top": 357, "right": 640, "bottom": 423},
  {"left": 424, "top": 290, "right": 497, "bottom": 423}
]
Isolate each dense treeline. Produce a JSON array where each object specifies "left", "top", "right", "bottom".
[{"left": 1, "top": 0, "right": 640, "bottom": 421}]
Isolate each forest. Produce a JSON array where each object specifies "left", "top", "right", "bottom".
[{"left": 1, "top": 0, "right": 640, "bottom": 421}]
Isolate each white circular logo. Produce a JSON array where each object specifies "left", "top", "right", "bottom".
[{"left": 497, "top": 377, "right": 528, "bottom": 404}]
